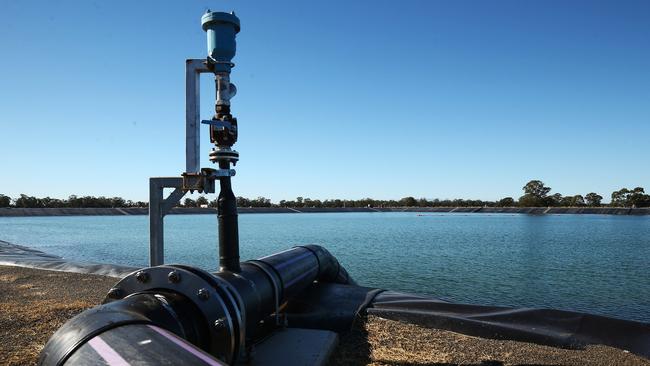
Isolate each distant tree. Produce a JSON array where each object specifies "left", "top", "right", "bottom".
[
  {"left": 40, "top": 197, "right": 65, "bottom": 208},
  {"left": 497, "top": 197, "right": 515, "bottom": 207},
  {"left": 557, "top": 195, "right": 571, "bottom": 207},
  {"left": 110, "top": 197, "right": 126, "bottom": 208},
  {"left": 0, "top": 194, "right": 11, "bottom": 207},
  {"left": 196, "top": 196, "right": 209, "bottom": 207},
  {"left": 585, "top": 193, "right": 603, "bottom": 207},
  {"left": 518, "top": 195, "right": 540, "bottom": 207},
  {"left": 547, "top": 193, "right": 563, "bottom": 207},
  {"left": 399, "top": 196, "right": 418, "bottom": 207},
  {"left": 250, "top": 196, "right": 271, "bottom": 207},
  {"left": 519, "top": 180, "right": 552, "bottom": 207},
  {"left": 611, "top": 188, "right": 630, "bottom": 207},
  {"left": 183, "top": 198, "right": 197, "bottom": 207},
  {"left": 610, "top": 187, "right": 650, "bottom": 208},
  {"left": 14, "top": 194, "right": 40, "bottom": 208},
  {"left": 628, "top": 187, "right": 650, "bottom": 208},
  {"left": 236, "top": 196, "right": 251, "bottom": 207},
  {"left": 523, "top": 180, "right": 551, "bottom": 198},
  {"left": 570, "top": 195, "right": 586, "bottom": 207}
]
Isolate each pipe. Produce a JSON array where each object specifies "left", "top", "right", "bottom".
[
  {"left": 217, "top": 169, "right": 240, "bottom": 272},
  {"left": 39, "top": 245, "right": 353, "bottom": 365},
  {"left": 67, "top": 324, "right": 227, "bottom": 366}
]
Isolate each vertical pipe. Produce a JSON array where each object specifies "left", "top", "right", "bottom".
[{"left": 217, "top": 163, "right": 240, "bottom": 272}]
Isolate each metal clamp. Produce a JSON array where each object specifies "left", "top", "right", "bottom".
[
  {"left": 245, "top": 260, "right": 284, "bottom": 326},
  {"left": 181, "top": 168, "right": 236, "bottom": 192}
]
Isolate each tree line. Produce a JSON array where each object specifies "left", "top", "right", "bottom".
[
  {"left": 0, "top": 194, "right": 147, "bottom": 208},
  {"left": 506, "top": 180, "right": 650, "bottom": 208},
  {"left": 1, "top": 180, "right": 648, "bottom": 209}
]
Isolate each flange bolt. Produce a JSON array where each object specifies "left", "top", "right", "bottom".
[
  {"left": 168, "top": 270, "right": 181, "bottom": 283},
  {"left": 135, "top": 271, "right": 149, "bottom": 283},
  {"left": 214, "top": 318, "right": 226, "bottom": 330},
  {"left": 107, "top": 287, "right": 123, "bottom": 299},
  {"left": 198, "top": 288, "right": 210, "bottom": 300}
]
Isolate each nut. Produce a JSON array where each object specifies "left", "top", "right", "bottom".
[
  {"left": 197, "top": 288, "right": 210, "bottom": 300},
  {"left": 135, "top": 271, "right": 149, "bottom": 283},
  {"left": 107, "top": 287, "right": 123, "bottom": 299},
  {"left": 168, "top": 270, "right": 181, "bottom": 283},
  {"left": 214, "top": 318, "right": 226, "bottom": 330}
]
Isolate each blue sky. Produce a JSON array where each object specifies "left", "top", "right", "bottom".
[{"left": 1, "top": 0, "right": 648, "bottom": 202}]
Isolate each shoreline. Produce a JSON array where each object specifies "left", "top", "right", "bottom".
[{"left": 0, "top": 206, "right": 649, "bottom": 217}]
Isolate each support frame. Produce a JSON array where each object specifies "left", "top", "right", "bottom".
[
  {"left": 149, "top": 177, "right": 186, "bottom": 266},
  {"left": 185, "top": 59, "right": 211, "bottom": 174}
]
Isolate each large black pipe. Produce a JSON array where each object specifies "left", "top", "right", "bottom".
[
  {"left": 39, "top": 245, "right": 353, "bottom": 366},
  {"left": 217, "top": 168, "right": 240, "bottom": 273},
  {"left": 233, "top": 245, "right": 355, "bottom": 338},
  {"left": 67, "top": 324, "right": 227, "bottom": 366}
]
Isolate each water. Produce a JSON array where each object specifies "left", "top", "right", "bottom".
[{"left": 1, "top": 212, "right": 649, "bottom": 323}]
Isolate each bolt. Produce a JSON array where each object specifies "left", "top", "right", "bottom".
[
  {"left": 107, "top": 287, "right": 122, "bottom": 299},
  {"left": 197, "top": 288, "right": 210, "bottom": 300},
  {"left": 168, "top": 270, "right": 181, "bottom": 283},
  {"left": 214, "top": 318, "right": 226, "bottom": 330},
  {"left": 135, "top": 271, "right": 149, "bottom": 283}
]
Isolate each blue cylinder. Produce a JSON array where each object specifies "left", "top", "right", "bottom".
[{"left": 201, "top": 11, "right": 240, "bottom": 73}]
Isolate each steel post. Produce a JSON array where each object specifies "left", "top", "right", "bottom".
[{"left": 185, "top": 59, "right": 211, "bottom": 174}]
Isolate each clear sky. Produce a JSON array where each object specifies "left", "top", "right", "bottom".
[{"left": 1, "top": 0, "right": 648, "bottom": 202}]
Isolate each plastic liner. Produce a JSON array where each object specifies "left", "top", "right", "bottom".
[
  {"left": 0, "top": 240, "right": 137, "bottom": 278},
  {"left": 283, "top": 284, "right": 649, "bottom": 358},
  {"left": 368, "top": 291, "right": 650, "bottom": 358},
  {"left": 284, "top": 282, "right": 383, "bottom": 332}
]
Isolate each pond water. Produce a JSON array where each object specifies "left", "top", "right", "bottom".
[{"left": 1, "top": 212, "right": 648, "bottom": 322}]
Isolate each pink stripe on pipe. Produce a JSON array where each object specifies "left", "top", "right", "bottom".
[
  {"left": 88, "top": 336, "right": 130, "bottom": 366},
  {"left": 148, "top": 325, "right": 225, "bottom": 366}
]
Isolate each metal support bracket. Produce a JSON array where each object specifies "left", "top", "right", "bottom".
[
  {"left": 149, "top": 177, "right": 186, "bottom": 266},
  {"left": 186, "top": 59, "right": 212, "bottom": 174}
]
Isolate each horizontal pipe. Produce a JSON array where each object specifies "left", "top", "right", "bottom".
[
  {"left": 39, "top": 245, "right": 354, "bottom": 365},
  {"left": 67, "top": 324, "right": 226, "bottom": 365}
]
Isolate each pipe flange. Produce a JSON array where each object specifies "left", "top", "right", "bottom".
[
  {"left": 104, "top": 266, "right": 236, "bottom": 364},
  {"left": 209, "top": 146, "right": 239, "bottom": 164},
  {"left": 173, "top": 265, "right": 245, "bottom": 363}
]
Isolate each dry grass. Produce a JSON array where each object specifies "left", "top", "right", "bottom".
[
  {"left": 0, "top": 266, "right": 114, "bottom": 365},
  {"left": 330, "top": 315, "right": 650, "bottom": 366}
]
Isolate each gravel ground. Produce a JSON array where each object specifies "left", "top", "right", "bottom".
[
  {"left": 0, "top": 266, "right": 115, "bottom": 365},
  {"left": 1, "top": 265, "right": 648, "bottom": 366},
  {"left": 331, "top": 315, "right": 650, "bottom": 366}
]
